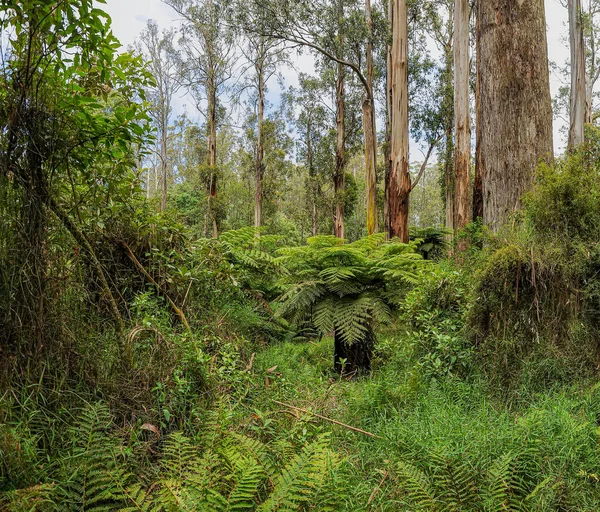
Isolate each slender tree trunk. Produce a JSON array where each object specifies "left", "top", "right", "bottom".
[
  {"left": 207, "top": 84, "right": 218, "bottom": 238},
  {"left": 478, "top": 0, "right": 553, "bottom": 232},
  {"left": 307, "top": 119, "right": 319, "bottom": 236},
  {"left": 453, "top": 0, "right": 471, "bottom": 233},
  {"left": 569, "top": 0, "right": 586, "bottom": 149},
  {"left": 473, "top": 9, "right": 484, "bottom": 221},
  {"left": 334, "top": 61, "right": 346, "bottom": 239},
  {"left": 364, "top": 0, "right": 378, "bottom": 235},
  {"left": 254, "top": 61, "right": 265, "bottom": 229},
  {"left": 160, "top": 117, "right": 168, "bottom": 212},
  {"left": 389, "top": 0, "right": 410, "bottom": 243},
  {"left": 385, "top": 0, "right": 392, "bottom": 237}
]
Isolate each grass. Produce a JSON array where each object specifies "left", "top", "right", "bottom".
[{"left": 246, "top": 335, "right": 600, "bottom": 510}]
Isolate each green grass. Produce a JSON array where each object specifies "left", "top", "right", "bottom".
[{"left": 246, "top": 336, "right": 600, "bottom": 510}]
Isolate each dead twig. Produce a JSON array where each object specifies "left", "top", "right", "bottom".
[
  {"left": 121, "top": 241, "right": 191, "bottom": 332},
  {"left": 367, "top": 470, "right": 390, "bottom": 506},
  {"left": 272, "top": 400, "right": 382, "bottom": 439}
]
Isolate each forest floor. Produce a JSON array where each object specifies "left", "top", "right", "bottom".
[{"left": 241, "top": 335, "right": 600, "bottom": 510}]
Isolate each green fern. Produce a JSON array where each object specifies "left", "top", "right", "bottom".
[
  {"left": 58, "top": 402, "right": 129, "bottom": 511},
  {"left": 257, "top": 434, "right": 338, "bottom": 512},
  {"left": 276, "top": 235, "right": 424, "bottom": 368}
]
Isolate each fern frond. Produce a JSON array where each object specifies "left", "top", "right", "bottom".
[
  {"left": 397, "top": 460, "right": 439, "bottom": 511},
  {"left": 257, "top": 435, "right": 332, "bottom": 512}
]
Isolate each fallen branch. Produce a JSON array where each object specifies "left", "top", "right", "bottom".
[
  {"left": 272, "top": 400, "right": 382, "bottom": 439},
  {"left": 367, "top": 470, "right": 389, "bottom": 506},
  {"left": 121, "top": 242, "right": 191, "bottom": 333}
]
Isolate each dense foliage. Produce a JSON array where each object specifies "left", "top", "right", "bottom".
[{"left": 3, "top": 1, "right": 600, "bottom": 511}]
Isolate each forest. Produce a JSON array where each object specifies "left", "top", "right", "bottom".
[{"left": 3, "top": 0, "right": 600, "bottom": 510}]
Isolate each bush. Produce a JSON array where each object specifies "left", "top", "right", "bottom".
[{"left": 401, "top": 264, "right": 473, "bottom": 379}]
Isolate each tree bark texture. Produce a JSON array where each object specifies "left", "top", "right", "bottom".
[
  {"left": 207, "top": 85, "right": 218, "bottom": 238},
  {"left": 334, "top": 61, "right": 346, "bottom": 239},
  {"left": 477, "top": 0, "right": 553, "bottom": 232},
  {"left": 569, "top": 0, "right": 586, "bottom": 148},
  {"left": 453, "top": 0, "right": 471, "bottom": 232},
  {"left": 364, "top": 0, "right": 378, "bottom": 235},
  {"left": 385, "top": 0, "right": 392, "bottom": 237},
  {"left": 389, "top": 0, "right": 410, "bottom": 243}
]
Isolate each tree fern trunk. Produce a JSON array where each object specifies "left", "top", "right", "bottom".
[{"left": 334, "top": 326, "right": 374, "bottom": 374}]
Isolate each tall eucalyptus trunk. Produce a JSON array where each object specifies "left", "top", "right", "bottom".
[
  {"left": 477, "top": 0, "right": 553, "bottom": 232},
  {"left": 364, "top": 0, "right": 378, "bottom": 235},
  {"left": 207, "top": 83, "right": 218, "bottom": 238},
  {"left": 453, "top": 0, "right": 471, "bottom": 232},
  {"left": 254, "top": 57, "right": 265, "bottom": 228},
  {"left": 334, "top": 61, "right": 346, "bottom": 239},
  {"left": 569, "top": 0, "right": 586, "bottom": 149},
  {"left": 389, "top": 0, "right": 410, "bottom": 242}
]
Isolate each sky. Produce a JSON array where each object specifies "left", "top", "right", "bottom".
[{"left": 102, "top": 0, "right": 571, "bottom": 155}]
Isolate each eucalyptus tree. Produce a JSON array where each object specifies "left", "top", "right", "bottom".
[
  {"left": 583, "top": 0, "right": 600, "bottom": 122},
  {"left": 233, "top": 2, "right": 289, "bottom": 229},
  {"left": 570, "top": 0, "right": 586, "bottom": 148},
  {"left": 135, "top": 20, "right": 182, "bottom": 211},
  {"left": 477, "top": 0, "right": 553, "bottom": 231},
  {"left": 244, "top": 0, "right": 381, "bottom": 237},
  {"left": 453, "top": 0, "right": 471, "bottom": 232},
  {"left": 164, "top": 0, "right": 236, "bottom": 237},
  {"left": 284, "top": 75, "right": 332, "bottom": 236}
]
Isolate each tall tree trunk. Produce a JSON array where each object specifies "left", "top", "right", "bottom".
[
  {"left": 334, "top": 61, "right": 346, "bottom": 239},
  {"left": 569, "top": 0, "right": 586, "bottom": 149},
  {"left": 207, "top": 84, "right": 218, "bottom": 238},
  {"left": 473, "top": 9, "right": 484, "bottom": 221},
  {"left": 384, "top": 0, "right": 392, "bottom": 237},
  {"left": 364, "top": 0, "right": 378, "bottom": 235},
  {"left": 389, "top": 0, "right": 410, "bottom": 243},
  {"left": 160, "top": 117, "right": 168, "bottom": 212},
  {"left": 307, "top": 119, "right": 319, "bottom": 236},
  {"left": 254, "top": 61, "right": 265, "bottom": 229},
  {"left": 453, "top": 0, "right": 471, "bottom": 233},
  {"left": 442, "top": 40, "right": 455, "bottom": 233},
  {"left": 478, "top": 0, "right": 553, "bottom": 232}
]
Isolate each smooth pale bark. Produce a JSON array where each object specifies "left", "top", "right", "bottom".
[
  {"left": 364, "top": 0, "right": 378, "bottom": 235},
  {"left": 453, "top": 0, "right": 471, "bottom": 232},
  {"left": 334, "top": 61, "right": 346, "bottom": 239},
  {"left": 569, "top": 0, "right": 586, "bottom": 148},
  {"left": 477, "top": 0, "right": 553, "bottom": 232},
  {"left": 254, "top": 60, "right": 265, "bottom": 229},
  {"left": 389, "top": 0, "right": 410, "bottom": 243},
  {"left": 384, "top": 0, "right": 392, "bottom": 237}
]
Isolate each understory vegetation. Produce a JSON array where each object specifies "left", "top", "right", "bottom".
[
  {"left": 5, "top": 136, "right": 600, "bottom": 510},
  {"left": 5, "top": 2, "right": 600, "bottom": 511}
]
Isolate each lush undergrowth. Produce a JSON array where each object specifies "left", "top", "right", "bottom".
[
  {"left": 6, "top": 140, "right": 600, "bottom": 510},
  {"left": 4, "top": 330, "right": 600, "bottom": 510}
]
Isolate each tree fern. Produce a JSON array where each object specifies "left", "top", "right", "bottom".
[
  {"left": 397, "top": 460, "right": 440, "bottom": 510},
  {"left": 276, "top": 235, "right": 425, "bottom": 371}
]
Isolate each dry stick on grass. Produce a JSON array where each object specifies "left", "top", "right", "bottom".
[
  {"left": 272, "top": 400, "right": 382, "bottom": 439},
  {"left": 367, "top": 470, "right": 389, "bottom": 506},
  {"left": 121, "top": 242, "right": 191, "bottom": 332}
]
